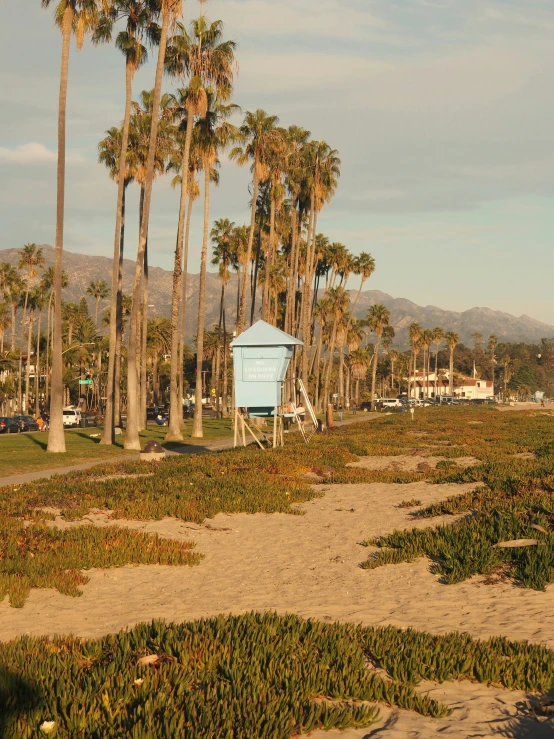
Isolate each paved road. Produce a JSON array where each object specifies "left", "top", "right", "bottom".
[{"left": 0, "top": 412, "right": 379, "bottom": 488}]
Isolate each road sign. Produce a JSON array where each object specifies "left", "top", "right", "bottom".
[
  {"left": 332, "top": 393, "right": 338, "bottom": 399},
  {"left": 79, "top": 379, "right": 93, "bottom": 385}
]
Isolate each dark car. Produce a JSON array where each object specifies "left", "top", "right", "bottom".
[
  {"left": 146, "top": 406, "right": 159, "bottom": 420},
  {"left": 12, "top": 415, "right": 40, "bottom": 432},
  {"left": 360, "top": 401, "right": 373, "bottom": 412},
  {"left": 0, "top": 417, "right": 21, "bottom": 434}
]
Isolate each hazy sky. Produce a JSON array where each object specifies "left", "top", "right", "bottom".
[{"left": 1, "top": 0, "right": 553, "bottom": 321}]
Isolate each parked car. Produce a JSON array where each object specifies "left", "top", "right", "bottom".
[
  {"left": 12, "top": 415, "right": 40, "bottom": 432},
  {"left": 360, "top": 401, "right": 373, "bottom": 412},
  {"left": 146, "top": 405, "right": 159, "bottom": 420},
  {"left": 420, "top": 398, "right": 437, "bottom": 407},
  {"left": 62, "top": 408, "right": 82, "bottom": 428},
  {"left": 0, "top": 417, "right": 21, "bottom": 434},
  {"left": 380, "top": 398, "right": 402, "bottom": 410}
]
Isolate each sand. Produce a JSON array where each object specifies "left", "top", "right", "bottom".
[
  {"left": 311, "top": 680, "right": 554, "bottom": 739},
  {"left": 347, "top": 455, "right": 480, "bottom": 471},
  {"left": 3, "top": 479, "right": 554, "bottom": 736}
]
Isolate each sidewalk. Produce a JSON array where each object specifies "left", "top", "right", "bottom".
[{"left": 0, "top": 412, "right": 379, "bottom": 488}]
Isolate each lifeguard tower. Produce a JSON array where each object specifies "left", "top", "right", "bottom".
[{"left": 231, "top": 320, "right": 318, "bottom": 448}]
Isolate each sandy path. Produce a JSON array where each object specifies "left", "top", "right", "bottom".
[{"left": 2, "top": 480, "right": 554, "bottom": 651}]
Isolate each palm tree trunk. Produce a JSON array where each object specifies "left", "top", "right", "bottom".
[
  {"left": 167, "top": 112, "right": 194, "bottom": 441},
  {"left": 285, "top": 205, "right": 297, "bottom": 335},
  {"left": 262, "top": 193, "right": 275, "bottom": 321},
  {"left": 250, "top": 209, "right": 264, "bottom": 325},
  {"left": 237, "top": 169, "right": 259, "bottom": 334},
  {"left": 449, "top": 348, "right": 454, "bottom": 394},
  {"left": 178, "top": 186, "right": 194, "bottom": 418},
  {"left": 139, "top": 242, "right": 149, "bottom": 431},
  {"left": 434, "top": 346, "right": 439, "bottom": 397},
  {"left": 101, "top": 56, "right": 134, "bottom": 445},
  {"left": 371, "top": 337, "right": 381, "bottom": 411},
  {"left": 153, "top": 356, "right": 159, "bottom": 405},
  {"left": 35, "top": 310, "right": 42, "bottom": 417},
  {"left": 47, "top": 5, "right": 73, "bottom": 453},
  {"left": 323, "top": 321, "right": 338, "bottom": 407},
  {"left": 10, "top": 304, "right": 16, "bottom": 352},
  {"left": 45, "top": 295, "right": 52, "bottom": 408},
  {"left": 125, "top": 8, "right": 171, "bottom": 451},
  {"left": 222, "top": 299, "right": 228, "bottom": 417},
  {"left": 215, "top": 283, "right": 224, "bottom": 417},
  {"left": 192, "top": 165, "right": 211, "bottom": 438},
  {"left": 113, "top": 184, "right": 127, "bottom": 427},
  {"left": 345, "top": 366, "right": 350, "bottom": 408},
  {"left": 300, "top": 195, "right": 316, "bottom": 384},
  {"left": 24, "top": 310, "right": 34, "bottom": 414}
]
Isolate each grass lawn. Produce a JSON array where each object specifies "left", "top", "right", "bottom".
[{"left": 0, "top": 418, "right": 234, "bottom": 477}]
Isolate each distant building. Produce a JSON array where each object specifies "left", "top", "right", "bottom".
[{"left": 408, "top": 371, "right": 494, "bottom": 399}]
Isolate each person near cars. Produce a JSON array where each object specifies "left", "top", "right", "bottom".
[
  {"left": 352, "top": 402, "right": 357, "bottom": 415},
  {"left": 338, "top": 403, "right": 343, "bottom": 421}
]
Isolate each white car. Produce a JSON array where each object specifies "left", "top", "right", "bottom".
[
  {"left": 380, "top": 398, "right": 402, "bottom": 409},
  {"left": 62, "top": 408, "right": 82, "bottom": 428}
]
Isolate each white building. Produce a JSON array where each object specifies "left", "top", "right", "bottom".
[{"left": 408, "top": 371, "right": 494, "bottom": 400}]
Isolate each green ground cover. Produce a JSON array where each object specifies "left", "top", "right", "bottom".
[
  {"left": 2, "top": 612, "right": 554, "bottom": 737},
  {"left": 0, "top": 419, "right": 233, "bottom": 477},
  {"left": 0, "top": 518, "right": 200, "bottom": 608}
]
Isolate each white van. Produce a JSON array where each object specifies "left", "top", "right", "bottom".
[
  {"left": 380, "top": 398, "right": 402, "bottom": 409},
  {"left": 63, "top": 407, "right": 82, "bottom": 428}
]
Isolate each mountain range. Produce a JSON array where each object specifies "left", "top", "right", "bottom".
[{"left": 1, "top": 245, "right": 552, "bottom": 348}]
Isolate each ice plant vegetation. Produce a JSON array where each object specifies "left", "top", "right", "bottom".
[{"left": 3, "top": 613, "right": 554, "bottom": 736}]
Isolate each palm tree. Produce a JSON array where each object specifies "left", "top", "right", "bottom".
[
  {"left": 231, "top": 109, "right": 280, "bottom": 334},
  {"left": 23, "top": 289, "right": 45, "bottom": 413},
  {"left": 86, "top": 279, "right": 109, "bottom": 327},
  {"left": 17, "top": 244, "right": 45, "bottom": 411},
  {"left": 351, "top": 252, "right": 375, "bottom": 311},
  {"left": 349, "top": 348, "right": 370, "bottom": 405},
  {"left": 501, "top": 354, "right": 511, "bottom": 399},
  {"left": 41, "top": 266, "right": 68, "bottom": 409},
  {"left": 445, "top": 331, "right": 459, "bottom": 395},
  {"left": 147, "top": 316, "right": 171, "bottom": 405},
  {"left": 322, "top": 286, "right": 350, "bottom": 408},
  {"left": 408, "top": 322, "right": 422, "bottom": 399},
  {"left": 367, "top": 303, "right": 391, "bottom": 410},
  {"left": 211, "top": 218, "right": 234, "bottom": 417},
  {"left": 0, "top": 264, "right": 22, "bottom": 352},
  {"left": 388, "top": 348, "right": 399, "bottom": 394},
  {"left": 420, "top": 328, "right": 433, "bottom": 398},
  {"left": 431, "top": 327, "right": 444, "bottom": 397},
  {"left": 191, "top": 97, "right": 238, "bottom": 439},
  {"left": 0, "top": 304, "right": 9, "bottom": 354},
  {"left": 488, "top": 334, "right": 498, "bottom": 396},
  {"left": 124, "top": 0, "right": 182, "bottom": 452},
  {"left": 299, "top": 141, "right": 341, "bottom": 386},
  {"left": 164, "top": 15, "right": 237, "bottom": 441},
  {"left": 42, "top": 0, "right": 103, "bottom": 452},
  {"left": 95, "top": 0, "right": 160, "bottom": 447}
]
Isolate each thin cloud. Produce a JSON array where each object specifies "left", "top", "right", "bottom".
[{"left": 0, "top": 143, "right": 84, "bottom": 165}]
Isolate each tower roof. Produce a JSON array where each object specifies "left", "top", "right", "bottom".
[{"left": 231, "top": 320, "right": 303, "bottom": 347}]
